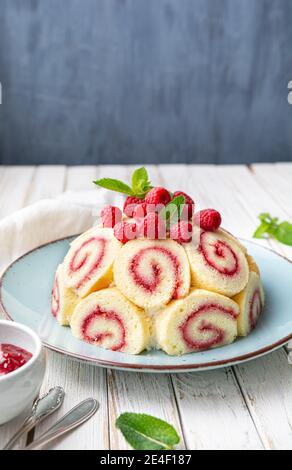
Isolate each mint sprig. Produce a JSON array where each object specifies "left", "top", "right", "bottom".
[
  {"left": 253, "top": 213, "right": 292, "bottom": 246},
  {"left": 131, "top": 167, "right": 152, "bottom": 197},
  {"left": 94, "top": 167, "right": 152, "bottom": 198},
  {"left": 116, "top": 412, "right": 180, "bottom": 450}
]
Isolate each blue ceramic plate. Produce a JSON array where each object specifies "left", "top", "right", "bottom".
[{"left": 1, "top": 238, "right": 292, "bottom": 373}]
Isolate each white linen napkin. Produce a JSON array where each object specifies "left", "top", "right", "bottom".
[{"left": 0, "top": 189, "right": 124, "bottom": 274}]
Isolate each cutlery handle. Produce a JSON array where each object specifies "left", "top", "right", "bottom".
[
  {"left": 25, "top": 398, "right": 99, "bottom": 450},
  {"left": 3, "top": 417, "right": 37, "bottom": 450},
  {"left": 3, "top": 386, "right": 65, "bottom": 450}
]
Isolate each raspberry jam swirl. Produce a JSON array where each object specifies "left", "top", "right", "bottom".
[
  {"left": 180, "top": 303, "right": 238, "bottom": 350},
  {"left": 0, "top": 344, "right": 32, "bottom": 375},
  {"left": 200, "top": 232, "right": 239, "bottom": 276},
  {"left": 68, "top": 237, "right": 107, "bottom": 290},
  {"left": 249, "top": 289, "right": 262, "bottom": 331},
  {"left": 81, "top": 307, "right": 126, "bottom": 351},
  {"left": 51, "top": 274, "right": 60, "bottom": 317},
  {"left": 129, "top": 246, "right": 182, "bottom": 298}
]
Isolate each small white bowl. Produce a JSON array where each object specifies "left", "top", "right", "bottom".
[{"left": 0, "top": 320, "right": 46, "bottom": 425}]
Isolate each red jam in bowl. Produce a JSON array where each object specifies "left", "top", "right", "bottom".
[{"left": 0, "top": 344, "right": 32, "bottom": 376}]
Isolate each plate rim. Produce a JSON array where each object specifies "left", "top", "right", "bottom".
[{"left": 1, "top": 236, "right": 292, "bottom": 372}]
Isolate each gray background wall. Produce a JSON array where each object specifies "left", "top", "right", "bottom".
[{"left": 0, "top": 0, "right": 292, "bottom": 165}]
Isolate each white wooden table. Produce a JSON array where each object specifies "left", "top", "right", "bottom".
[{"left": 1, "top": 163, "right": 292, "bottom": 450}]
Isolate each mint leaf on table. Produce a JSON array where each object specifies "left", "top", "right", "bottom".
[
  {"left": 116, "top": 412, "right": 180, "bottom": 450},
  {"left": 274, "top": 221, "right": 292, "bottom": 246},
  {"left": 160, "top": 195, "right": 185, "bottom": 226},
  {"left": 253, "top": 213, "right": 292, "bottom": 246},
  {"left": 93, "top": 178, "right": 134, "bottom": 196},
  {"left": 253, "top": 221, "right": 271, "bottom": 239},
  {"left": 131, "top": 167, "right": 152, "bottom": 197}
]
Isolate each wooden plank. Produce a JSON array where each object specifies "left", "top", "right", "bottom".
[
  {"left": 66, "top": 166, "right": 98, "bottom": 191},
  {"left": 0, "top": 165, "right": 67, "bottom": 449},
  {"left": 0, "top": 166, "right": 37, "bottom": 449},
  {"left": 248, "top": 164, "right": 292, "bottom": 261},
  {"left": 181, "top": 163, "right": 292, "bottom": 449},
  {"left": 213, "top": 165, "right": 292, "bottom": 449},
  {"left": 172, "top": 369, "right": 262, "bottom": 450},
  {"left": 212, "top": 164, "right": 292, "bottom": 260},
  {"left": 251, "top": 163, "right": 292, "bottom": 354},
  {"left": 33, "top": 352, "right": 109, "bottom": 450},
  {"left": 108, "top": 370, "right": 186, "bottom": 450},
  {"left": 58, "top": 164, "right": 185, "bottom": 450},
  {"left": 1, "top": 165, "right": 111, "bottom": 449},
  {"left": 0, "top": 166, "right": 35, "bottom": 218},
  {"left": 98, "top": 165, "right": 129, "bottom": 181},
  {"left": 251, "top": 163, "right": 292, "bottom": 218},
  {"left": 236, "top": 349, "right": 292, "bottom": 450},
  {"left": 26, "top": 165, "right": 67, "bottom": 203},
  {"left": 275, "top": 162, "right": 292, "bottom": 176},
  {"left": 101, "top": 165, "right": 186, "bottom": 449},
  {"left": 158, "top": 164, "right": 263, "bottom": 449},
  {"left": 30, "top": 165, "right": 109, "bottom": 449}
]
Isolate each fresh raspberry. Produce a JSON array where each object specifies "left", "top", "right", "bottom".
[
  {"left": 132, "top": 202, "right": 148, "bottom": 219},
  {"left": 114, "top": 221, "right": 137, "bottom": 244},
  {"left": 141, "top": 213, "right": 167, "bottom": 239},
  {"left": 123, "top": 196, "right": 144, "bottom": 218},
  {"left": 170, "top": 221, "right": 193, "bottom": 243},
  {"left": 100, "top": 205, "right": 122, "bottom": 228},
  {"left": 172, "top": 191, "right": 195, "bottom": 220},
  {"left": 145, "top": 187, "right": 171, "bottom": 207},
  {"left": 194, "top": 209, "right": 222, "bottom": 232}
]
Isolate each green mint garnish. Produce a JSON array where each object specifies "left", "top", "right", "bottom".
[
  {"left": 131, "top": 167, "right": 152, "bottom": 197},
  {"left": 253, "top": 213, "right": 292, "bottom": 246},
  {"left": 116, "top": 412, "right": 180, "bottom": 450},
  {"left": 274, "top": 221, "right": 292, "bottom": 246},
  {"left": 93, "top": 178, "right": 134, "bottom": 196},
  {"left": 94, "top": 167, "right": 152, "bottom": 198},
  {"left": 160, "top": 195, "right": 185, "bottom": 227}
]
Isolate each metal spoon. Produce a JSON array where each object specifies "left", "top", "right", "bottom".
[
  {"left": 24, "top": 398, "right": 99, "bottom": 450},
  {"left": 3, "top": 386, "right": 65, "bottom": 450}
]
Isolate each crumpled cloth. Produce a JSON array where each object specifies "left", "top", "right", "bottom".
[{"left": 0, "top": 189, "right": 123, "bottom": 273}]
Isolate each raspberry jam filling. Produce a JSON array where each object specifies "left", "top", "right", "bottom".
[
  {"left": 249, "top": 289, "right": 262, "bottom": 330},
  {"left": 180, "top": 303, "right": 238, "bottom": 350},
  {"left": 129, "top": 246, "right": 182, "bottom": 298},
  {"left": 200, "top": 232, "right": 239, "bottom": 276},
  {"left": 69, "top": 237, "right": 106, "bottom": 289},
  {"left": 51, "top": 276, "right": 60, "bottom": 317},
  {"left": 0, "top": 344, "right": 32, "bottom": 376},
  {"left": 81, "top": 306, "right": 126, "bottom": 351}
]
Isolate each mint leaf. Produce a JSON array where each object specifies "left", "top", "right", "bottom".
[
  {"left": 258, "top": 212, "right": 273, "bottom": 223},
  {"left": 253, "top": 222, "right": 271, "bottom": 239},
  {"left": 93, "top": 178, "right": 133, "bottom": 196},
  {"left": 131, "top": 167, "right": 151, "bottom": 196},
  {"left": 116, "top": 413, "right": 180, "bottom": 450},
  {"left": 131, "top": 169, "right": 152, "bottom": 197},
  {"left": 253, "top": 213, "right": 277, "bottom": 239},
  {"left": 94, "top": 168, "right": 153, "bottom": 198},
  {"left": 160, "top": 195, "right": 185, "bottom": 226},
  {"left": 275, "top": 222, "right": 292, "bottom": 246},
  {"left": 253, "top": 213, "right": 292, "bottom": 246}
]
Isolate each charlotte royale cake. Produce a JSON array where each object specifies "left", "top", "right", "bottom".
[{"left": 51, "top": 168, "right": 265, "bottom": 356}]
